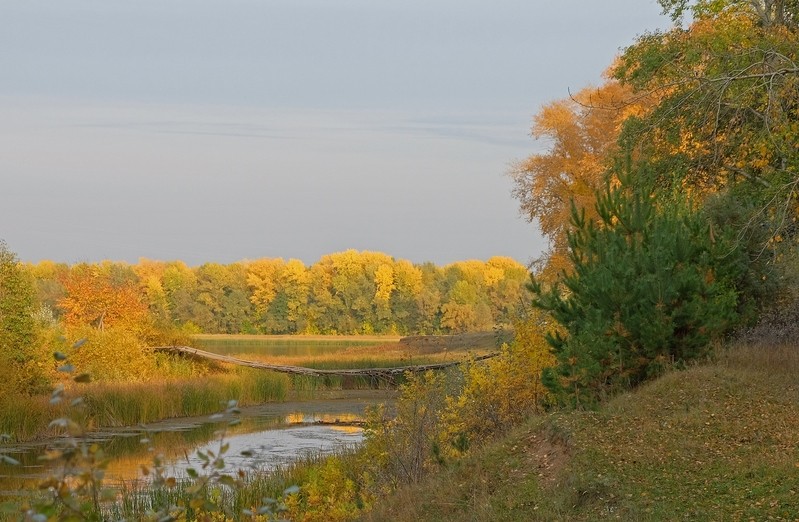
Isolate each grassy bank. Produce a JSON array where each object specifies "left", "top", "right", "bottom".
[
  {"left": 0, "top": 368, "right": 288, "bottom": 442},
  {"left": 197, "top": 331, "right": 500, "bottom": 371},
  {"left": 363, "top": 342, "right": 799, "bottom": 521}
]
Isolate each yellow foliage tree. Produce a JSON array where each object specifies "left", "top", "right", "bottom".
[
  {"left": 245, "top": 258, "right": 285, "bottom": 314},
  {"left": 440, "top": 309, "right": 555, "bottom": 448}
]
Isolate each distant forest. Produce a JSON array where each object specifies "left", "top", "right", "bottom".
[{"left": 25, "top": 250, "right": 532, "bottom": 336}]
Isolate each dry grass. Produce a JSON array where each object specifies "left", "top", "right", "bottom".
[{"left": 0, "top": 370, "right": 288, "bottom": 442}]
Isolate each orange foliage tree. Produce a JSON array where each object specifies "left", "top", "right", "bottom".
[
  {"left": 510, "top": 78, "right": 653, "bottom": 279},
  {"left": 59, "top": 264, "right": 148, "bottom": 332}
]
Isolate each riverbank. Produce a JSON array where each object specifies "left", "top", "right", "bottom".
[
  {"left": 0, "top": 367, "right": 290, "bottom": 443},
  {"left": 0, "top": 332, "right": 499, "bottom": 443}
]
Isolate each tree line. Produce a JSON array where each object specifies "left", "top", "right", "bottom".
[{"left": 23, "top": 250, "right": 531, "bottom": 336}]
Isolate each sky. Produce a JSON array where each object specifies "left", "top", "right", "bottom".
[{"left": 0, "top": 1, "right": 670, "bottom": 267}]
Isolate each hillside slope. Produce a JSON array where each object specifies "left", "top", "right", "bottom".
[{"left": 362, "top": 343, "right": 799, "bottom": 521}]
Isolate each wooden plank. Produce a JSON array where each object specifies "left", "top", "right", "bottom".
[{"left": 151, "top": 345, "right": 498, "bottom": 379}]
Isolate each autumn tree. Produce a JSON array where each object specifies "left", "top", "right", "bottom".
[
  {"left": 390, "top": 260, "right": 424, "bottom": 334},
  {"left": 614, "top": 0, "right": 799, "bottom": 238},
  {"left": 658, "top": 0, "right": 799, "bottom": 27},
  {"left": 191, "top": 262, "right": 253, "bottom": 334},
  {"left": 483, "top": 256, "right": 531, "bottom": 325},
  {"left": 59, "top": 263, "right": 148, "bottom": 332},
  {"left": 161, "top": 260, "right": 198, "bottom": 329},
  {"left": 306, "top": 250, "right": 400, "bottom": 334},
  {"left": 510, "top": 79, "right": 653, "bottom": 279},
  {"left": 26, "top": 260, "right": 68, "bottom": 324},
  {"left": 28, "top": 253, "right": 529, "bottom": 338},
  {"left": 0, "top": 241, "right": 47, "bottom": 394},
  {"left": 133, "top": 258, "right": 171, "bottom": 326},
  {"left": 246, "top": 258, "right": 310, "bottom": 334}
]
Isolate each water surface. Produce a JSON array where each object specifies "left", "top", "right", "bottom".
[{"left": 0, "top": 390, "right": 393, "bottom": 494}]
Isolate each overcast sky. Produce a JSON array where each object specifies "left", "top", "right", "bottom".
[{"left": 1, "top": 1, "right": 670, "bottom": 267}]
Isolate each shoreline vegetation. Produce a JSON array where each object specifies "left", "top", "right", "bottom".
[{"left": 0, "top": 332, "right": 502, "bottom": 444}]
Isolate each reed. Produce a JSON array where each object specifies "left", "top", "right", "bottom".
[
  {"left": 0, "top": 395, "right": 60, "bottom": 442},
  {"left": 106, "top": 446, "right": 360, "bottom": 521},
  {"left": 0, "top": 370, "right": 289, "bottom": 442},
  {"left": 82, "top": 371, "right": 289, "bottom": 427}
]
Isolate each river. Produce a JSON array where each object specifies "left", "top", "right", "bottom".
[
  {"left": 1, "top": 335, "right": 400, "bottom": 496},
  {"left": 0, "top": 390, "right": 393, "bottom": 496}
]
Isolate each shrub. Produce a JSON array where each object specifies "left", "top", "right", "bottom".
[
  {"left": 440, "top": 311, "right": 555, "bottom": 448},
  {"left": 361, "top": 371, "right": 449, "bottom": 487}
]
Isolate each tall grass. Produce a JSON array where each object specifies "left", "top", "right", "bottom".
[
  {"left": 106, "top": 447, "right": 360, "bottom": 521},
  {"left": 0, "top": 369, "right": 289, "bottom": 442},
  {"left": 81, "top": 369, "right": 289, "bottom": 427},
  {"left": 0, "top": 395, "right": 61, "bottom": 442}
]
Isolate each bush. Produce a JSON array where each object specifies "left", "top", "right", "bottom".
[
  {"left": 440, "top": 311, "right": 555, "bottom": 448},
  {"left": 361, "top": 371, "right": 449, "bottom": 488}
]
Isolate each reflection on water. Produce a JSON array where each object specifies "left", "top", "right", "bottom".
[
  {"left": 172, "top": 423, "right": 362, "bottom": 478},
  {"left": 0, "top": 392, "right": 390, "bottom": 495}
]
